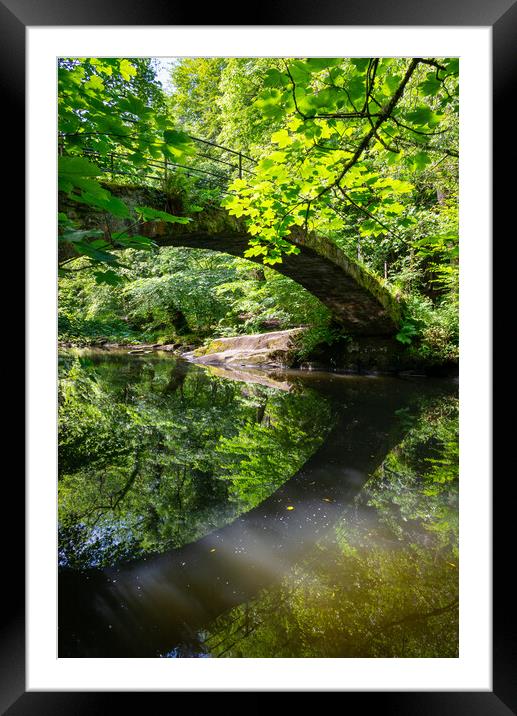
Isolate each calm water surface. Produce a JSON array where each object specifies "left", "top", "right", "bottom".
[{"left": 58, "top": 349, "right": 458, "bottom": 657}]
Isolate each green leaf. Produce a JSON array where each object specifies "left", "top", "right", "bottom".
[
  {"left": 444, "top": 58, "right": 459, "bottom": 75},
  {"left": 119, "top": 94, "right": 146, "bottom": 116},
  {"left": 90, "top": 58, "right": 113, "bottom": 76},
  {"left": 58, "top": 177, "right": 74, "bottom": 193},
  {"left": 288, "top": 60, "right": 312, "bottom": 83},
  {"left": 77, "top": 192, "right": 131, "bottom": 219},
  {"left": 347, "top": 76, "right": 367, "bottom": 103},
  {"left": 243, "top": 245, "right": 268, "bottom": 258},
  {"left": 419, "top": 76, "right": 441, "bottom": 97},
  {"left": 70, "top": 177, "right": 111, "bottom": 198},
  {"left": 271, "top": 129, "right": 291, "bottom": 148},
  {"left": 84, "top": 75, "right": 104, "bottom": 92},
  {"left": 395, "top": 321, "right": 419, "bottom": 344},
  {"left": 227, "top": 178, "right": 248, "bottom": 192},
  {"left": 383, "top": 74, "right": 402, "bottom": 94},
  {"left": 135, "top": 206, "right": 192, "bottom": 224},
  {"left": 155, "top": 115, "right": 169, "bottom": 130},
  {"left": 119, "top": 59, "right": 137, "bottom": 81},
  {"left": 163, "top": 129, "right": 192, "bottom": 147},
  {"left": 350, "top": 58, "right": 370, "bottom": 73},
  {"left": 263, "top": 254, "right": 283, "bottom": 265},
  {"left": 93, "top": 270, "right": 125, "bottom": 285},
  {"left": 405, "top": 107, "right": 443, "bottom": 128},
  {"left": 305, "top": 58, "right": 341, "bottom": 71},
  {"left": 412, "top": 152, "right": 432, "bottom": 171},
  {"left": 59, "top": 156, "right": 102, "bottom": 178},
  {"left": 263, "top": 69, "right": 290, "bottom": 88},
  {"left": 307, "top": 88, "right": 339, "bottom": 111},
  {"left": 72, "top": 241, "right": 119, "bottom": 264},
  {"left": 113, "top": 233, "right": 156, "bottom": 250}
]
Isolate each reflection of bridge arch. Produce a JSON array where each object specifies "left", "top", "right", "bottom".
[
  {"left": 58, "top": 372, "right": 450, "bottom": 657},
  {"left": 60, "top": 185, "right": 402, "bottom": 337}
]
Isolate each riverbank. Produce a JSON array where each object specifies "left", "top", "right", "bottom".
[{"left": 59, "top": 325, "right": 458, "bottom": 377}]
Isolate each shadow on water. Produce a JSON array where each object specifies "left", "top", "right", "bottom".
[{"left": 58, "top": 352, "right": 457, "bottom": 657}]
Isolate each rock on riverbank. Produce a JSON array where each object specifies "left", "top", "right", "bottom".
[{"left": 182, "top": 329, "right": 304, "bottom": 369}]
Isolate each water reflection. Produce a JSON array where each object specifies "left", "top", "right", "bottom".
[
  {"left": 58, "top": 350, "right": 332, "bottom": 568},
  {"left": 203, "top": 396, "right": 459, "bottom": 658},
  {"left": 58, "top": 350, "right": 458, "bottom": 658}
]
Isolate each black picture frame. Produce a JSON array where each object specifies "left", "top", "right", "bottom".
[{"left": 6, "top": 0, "right": 507, "bottom": 711}]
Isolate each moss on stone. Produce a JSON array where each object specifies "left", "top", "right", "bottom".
[
  {"left": 296, "top": 228, "right": 404, "bottom": 329},
  {"left": 340, "top": 256, "right": 405, "bottom": 327},
  {"left": 192, "top": 339, "right": 227, "bottom": 357}
]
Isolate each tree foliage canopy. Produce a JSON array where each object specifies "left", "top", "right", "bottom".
[
  {"left": 222, "top": 57, "right": 458, "bottom": 265},
  {"left": 58, "top": 57, "right": 195, "bottom": 283}
]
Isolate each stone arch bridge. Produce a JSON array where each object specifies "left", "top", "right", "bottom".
[{"left": 60, "top": 184, "right": 402, "bottom": 337}]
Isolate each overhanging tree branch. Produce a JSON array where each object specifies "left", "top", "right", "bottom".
[{"left": 313, "top": 58, "right": 420, "bottom": 202}]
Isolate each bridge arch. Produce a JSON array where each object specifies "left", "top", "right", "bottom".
[{"left": 60, "top": 184, "right": 403, "bottom": 337}]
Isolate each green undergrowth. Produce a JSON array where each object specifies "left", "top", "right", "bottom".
[
  {"left": 58, "top": 315, "right": 141, "bottom": 346},
  {"left": 395, "top": 294, "right": 459, "bottom": 365}
]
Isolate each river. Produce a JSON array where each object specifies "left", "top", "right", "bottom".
[{"left": 58, "top": 349, "right": 458, "bottom": 658}]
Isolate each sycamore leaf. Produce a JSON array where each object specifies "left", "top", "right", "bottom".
[
  {"left": 419, "top": 76, "right": 441, "bottom": 96},
  {"left": 163, "top": 129, "right": 193, "bottom": 147},
  {"left": 93, "top": 270, "right": 125, "bottom": 285},
  {"left": 243, "top": 245, "right": 268, "bottom": 257},
  {"left": 84, "top": 75, "right": 104, "bottom": 92},
  {"left": 405, "top": 107, "right": 443, "bottom": 128},
  {"left": 263, "top": 69, "right": 290, "bottom": 88},
  {"left": 72, "top": 191, "right": 131, "bottom": 219},
  {"left": 59, "top": 156, "right": 102, "bottom": 178},
  {"left": 350, "top": 58, "right": 370, "bottom": 72},
  {"left": 135, "top": 206, "right": 192, "bottom": 224},
  {"left": 113, "top": 233, "right": 156, "bottom": 250},
  {"left": 72, "top": 241, "right": 119, "bottom": 264},
  {"left": 119, "top": 59, "right": 137, "bottom": 81},
  {"left": 305, "top": 58, "right": 341, "bottom": 71},
  {"left": 271, "top": 129, "right": 292, "bottom": 148},
  {"left": 412, "top": 152, "right": 432, "bottom": 171}
]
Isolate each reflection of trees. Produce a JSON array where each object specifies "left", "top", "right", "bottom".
[
  {"left": 366, "top": 395, "right": 459, "bottom": 553},
  {"left": 204, "top": 543, "right": 458, "bottom": 658},
  {"left": 58, "top": 353, "right": 332, "bottom": 568},
  {"left": 201, "top": 394, "right": 459, "bottom": 658},
  {"left": 215, "top": 391, "right": 332, "bottom": 507}
]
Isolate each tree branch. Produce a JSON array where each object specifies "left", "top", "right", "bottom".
[{"left": 313, "top": 58, "right": 420, "bottom": 202}]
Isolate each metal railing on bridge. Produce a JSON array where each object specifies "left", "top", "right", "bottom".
[{"left": 58, "top": 132, "right": 256, "bottom": 194}]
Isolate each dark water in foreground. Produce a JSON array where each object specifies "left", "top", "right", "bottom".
[{"left": 58, "top": 350, "right": 458, "bottom": 658}]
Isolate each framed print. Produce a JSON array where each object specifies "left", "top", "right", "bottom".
[{"left": 5, "top": 0, "right": 509, "bottom": 711}]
